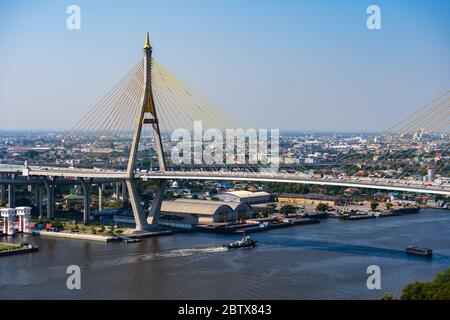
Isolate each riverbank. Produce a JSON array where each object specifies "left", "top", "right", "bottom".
[
  {"left": 330, "top": 206, "right": 421, "bottom": 220},
  {"left": 0, "top": 243, "right": 38, "bottom": 257}
]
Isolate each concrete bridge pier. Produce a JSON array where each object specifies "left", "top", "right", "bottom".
[
  {"left": 7, "top": 184, "right": 15, "bottom": 208},
  {"left": 35, "top": 185, "right": 43, "bottom": 218},
  {"left": 0, "top": 174, "right": 6, "bottom": 205},
  {"left": 126, "top": 179, "right": 148, "bottom": 231},
  {"left": 0, "top": 178, "right": 6, "bottom": 206},
  {"left": 147, "top": 179, "right": 167, "bottom": 226},
  {"left": 114, "top": 181, "right": 120, "bottom": 199},
  {"left": 98, "top": 183, "right": 103, "bottom": 212},
  {"left": 81, "top": 178, "right": 92, "bottom": 225},
  {"left": 122, "top": 181, "right": 128, "bottom": 203},
  {"left": 0, "top": 186, "right": 5, "bottom": 205},
  {"left": 43, "top": 177, "right": 54, "bottom": 219},
  {"left": 7, "top": 174, "right": 16, "bottom": 208}
]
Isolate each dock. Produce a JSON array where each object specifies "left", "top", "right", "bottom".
[
  {"left": 115, "top": 229, "right": 173, "bottom": 241},
  {"left": 32, "top": 230, "right": 115, "bottom": 242},
  {"left": 199, "top": 217, "right": 321, "bottom": 234},
  {"left": 31, "top": 228, "right": 174, "bottom": 243}
]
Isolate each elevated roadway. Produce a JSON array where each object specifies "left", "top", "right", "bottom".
[{"left": 6, "top": 165, "right": 448, "bottom": 195}]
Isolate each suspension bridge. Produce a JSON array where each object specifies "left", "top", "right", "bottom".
[{"left": 1, "top": 33, "right": 448, "bottom": 231}]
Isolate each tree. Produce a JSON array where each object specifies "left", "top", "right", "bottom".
[
  {"left": 163, "top": 191, "right": 175, "bottom": 200},
  {"left": 260, "top": 208, "right": 272, "bottom": 218},
  {"left": 380, "top": 293, "right": 396, "bottom": 300},
  {"left": 209, "top": 188, "right": 218, "bottom": 196},
  {"left": 370, "top": 202, "right": 379, "bottom": 211},
  {"left": 385, "top": 202, "right": 393, "bottom": 210},
  {"left": 51, "top": 220, "right": 64, "bottom": 230},
  {"left": 434, "top": 268, "right": 450, "bottom": 283},
  {"left": 109, "top": 224, "right": 116, "bottom": 234},
  {"left": 280, "top": 204, "right": 297, "bottom": 215},
  {"left": 316, "top": 203, "right": 329, "bottom": 212},
  {"left": 71, "top": 223, "right": 79, "bottom": 233},
  {"left": 401, "top": 267, "right": 450, "bottom": 300},
  {"left": 23, "top": 150, "right": 40, "bottom": 159},
  {"left": 261, "top": 203, "right": 277, "bottom": 215},
  {"left": 106, "top": 199, "right": 123, "bottom": 210}
]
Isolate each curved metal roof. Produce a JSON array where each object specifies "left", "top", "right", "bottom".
[
  {"left": 174, "top": 198, "right": 251, "bottom": 211},
  {"left": 161, "top": 200, "right": 233, "bottom": 216}
]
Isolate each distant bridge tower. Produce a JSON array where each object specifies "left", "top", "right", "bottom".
[{"left": 126, "top": 32, "right": 167, "bottom": 231}]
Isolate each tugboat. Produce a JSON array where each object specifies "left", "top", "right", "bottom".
[
  {"left": 224, "top": 234, "right": 257, "bottom": 249},
  {"left": 405, "top": 246, "right": 433, "bottom": 258}
]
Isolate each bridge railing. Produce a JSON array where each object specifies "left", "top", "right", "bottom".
[
  {"left": 140, "top": 170, "right": 450, "bottom": 191},
  {"left": 0, "top": 164, "right": 25, "bottom": 171}
]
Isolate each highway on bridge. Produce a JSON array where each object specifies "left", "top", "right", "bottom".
[{"left": 7, "top": 165, "right": 448, "bottom": 195}]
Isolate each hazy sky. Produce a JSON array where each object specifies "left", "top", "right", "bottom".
[{"left": 0, "top": 0, "right": 449, "bottom": 132}]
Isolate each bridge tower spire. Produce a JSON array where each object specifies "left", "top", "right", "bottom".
[
  {"left": 126, "top": 32, "right": 167, "bottom": 231},
  {"left": 127, "top": 32, "right": 166, "bottom": 175}
]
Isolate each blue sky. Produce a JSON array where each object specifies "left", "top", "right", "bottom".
[{"left": 0, "top": 0, "right": 448, "bottom": 131}]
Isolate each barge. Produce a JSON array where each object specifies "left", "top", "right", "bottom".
[
  {"left": 270, "top": 217, "right": 320, "bottom": 229},
  {"left": 342, "top": 212, "right": 376, "bottom": 220},
  {"left": 405, "top": 246, "right": 432, "bottom": 258},
  {"left": 0, "top": 244, "right": 39, "bottom": 257}
]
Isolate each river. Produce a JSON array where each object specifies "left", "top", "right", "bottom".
[{"left": 1, "top": 209, "right": 449, "bottom": 299}]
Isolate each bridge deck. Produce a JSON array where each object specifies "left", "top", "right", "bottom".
[{"left": 3, "top": 165, "right": 447, "bottom": 195}]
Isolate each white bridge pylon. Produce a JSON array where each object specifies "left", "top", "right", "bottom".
[{"left": 125, "top": 32, "right": 167, "bottom": 231}]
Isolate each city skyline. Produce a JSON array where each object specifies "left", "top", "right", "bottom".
[{"left": 0, "top": 0, "right": 449, "bottom": 132}]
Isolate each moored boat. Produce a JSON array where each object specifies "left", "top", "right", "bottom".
[
  {"left": 393, "top": 207, "right": 420, "bottom": 214},
  {"left": 122, "top": 236, "right": 142, "bottom": 243}
]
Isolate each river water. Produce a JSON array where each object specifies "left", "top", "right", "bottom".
[{"left": 1, "top": 209, "right": 449, "bottom": 299}]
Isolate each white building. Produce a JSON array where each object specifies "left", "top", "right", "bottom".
[{"left": 217, "top": 190, "right": 272, "bottom": 204}]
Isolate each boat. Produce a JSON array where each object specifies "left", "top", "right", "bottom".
[
  {"left": 122, "top": 236, "right": 142, "bottom": 243},
  {"left": 303, "top": 212, "right": 328, "bottom": 219},
  {"left": 235, "top": 222, "right": 269, "bottom": 233},
  {"left": 224, "top": 234, "right": 257, "bottom": 249},
  {"left": 393, "top": 207, "right": 420, "bottom": 214},
  {"left": 270, "top": 218, "right": 320, "bottom": 229},
  {"left": 405, "top": 246, "right": 432, "bottom": 258},
  {"left": 344, "top": 212, "right": 376, "bottom": 220},
  {"left": 0, "top": 244, "right": 38, "bottom": 257}
]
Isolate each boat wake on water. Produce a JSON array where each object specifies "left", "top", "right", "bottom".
[
  {"left": 169, "top": 246, "right": 229, "bottom": 256},
  {"left": 131, "top": 246, "right": 229, "bottom": 262},
  {"left": 87, "top": 246, "right": 228, "bottom": 270}
]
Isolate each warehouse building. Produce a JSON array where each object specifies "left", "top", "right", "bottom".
[
  {"left": 147, "top": 199, "right": 253, "bottom": 228},
  {"left": 217, "top": 190, "right": 272, "bottom": 204},
  {"left": 156, "top": 212, "right": 199, "bottom": 229},
  {"left": 147, "top": 200, "right": 229, "bottom": 226},
  {"left": 278, "top": 193, "right": 344, "bottom": 207},
  {"left": 174, "top": 199, "right": 252, "bottom": 221}
]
